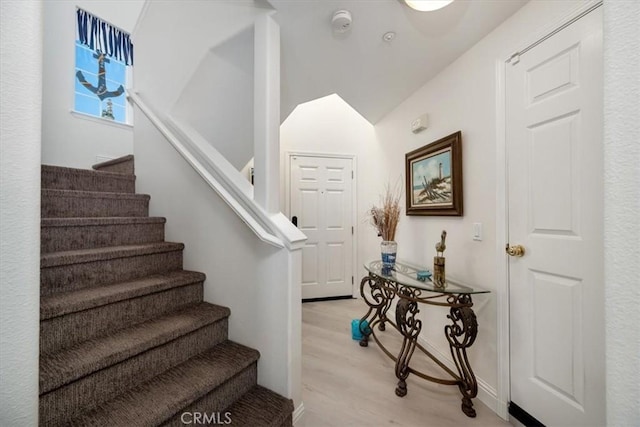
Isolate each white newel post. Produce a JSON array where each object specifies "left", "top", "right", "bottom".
[{"left": 254, "top": 14, "right": 281, "bottom": 215}]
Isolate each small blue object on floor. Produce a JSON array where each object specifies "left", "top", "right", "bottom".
[
  {"left": 416, "top": 270, "right": 431, "bottom": 281},
  {"left": 351, "top": 319, "right": 369, "bottom": 341}
]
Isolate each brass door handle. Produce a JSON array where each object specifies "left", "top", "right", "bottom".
[{"left": 506, "top": 244, "right": 525, "bottom": 257}]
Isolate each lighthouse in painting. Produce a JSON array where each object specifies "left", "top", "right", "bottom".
[{"left": 439, "top": 162, "right": 443, "bottom": 180}]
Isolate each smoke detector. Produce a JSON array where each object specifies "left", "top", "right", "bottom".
[{"left": 332, "top": 10, "right": 353, "bottom": 33}]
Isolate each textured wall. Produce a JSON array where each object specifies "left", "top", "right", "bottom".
[
  {"left": 604, "top": 1, "right": 640, "bottom": 425},
  {"left": 0, "top": 1, "right": 42, "bottom": 425}
]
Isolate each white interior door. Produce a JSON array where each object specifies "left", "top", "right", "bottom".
[
  {"left": 507, "top": 7, "right": 604, "bottom": 426},
  {"left": 290, "top": 155, "right": 354, "bottom": 300}
]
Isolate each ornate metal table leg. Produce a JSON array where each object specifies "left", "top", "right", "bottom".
[
  {"left": 378, "top": 288, "right": 393, "bottom": 332},
  {"left": 445, "top": 295, "right": 479, "bottom": 418},
  {"left": 394, "top": 287, "right": 422, "bottom": 397},
  {"left": 358, "top": 274, "right": 388, "bottom": 347}
]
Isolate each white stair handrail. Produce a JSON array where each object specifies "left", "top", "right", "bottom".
[{"left": 129, "top": 90, "right": 306, "bottom": 250}]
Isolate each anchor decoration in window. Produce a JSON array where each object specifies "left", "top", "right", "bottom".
[
  {"left": 74, "top": 8, "right": 133, "bottom": 123},
  {"left": 76, "top": 51, "right": 124, "bottom": 120}
]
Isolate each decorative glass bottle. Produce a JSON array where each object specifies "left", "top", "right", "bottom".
[{"left": 381, "top": 240, "right": 398, "bottom": 271}]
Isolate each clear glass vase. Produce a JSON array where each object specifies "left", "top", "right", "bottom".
[{"left": 381, "top": 240, "right": 398, "bottom": 270}]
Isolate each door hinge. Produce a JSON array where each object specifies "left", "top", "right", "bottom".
[
  {"left": 351, "top": 226, "right": 354, "bottom": 235},
  {"left": 351, "top": 171, "right": 354, "bottom": 179},
  {"left": 352, "top": 276, "right": 354, "bottom": 285},
  {"left": 509, "top": 52, "right": 521, "bottom": 65}
]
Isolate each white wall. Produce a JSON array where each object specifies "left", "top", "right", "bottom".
[
  {"left": 280, "top": 94, "right": 388, "bottom": 280},
  {"left": 173, "top": 27, "right": 255, "bottom": 171},
  {"left": 0, "top": 1, "right": 42, "bottom": 425},
  {"left": 134, "top": 1, "right": 271, "bottom": 116},
  {"left": 134, "top": 109, "right": 302, "bottom": 407},
  {"left": 603, "top": 1, "right": 640, "bottom": 425},
  {"left": 41, "top": 0, "right": 144, "bottom": 168}
]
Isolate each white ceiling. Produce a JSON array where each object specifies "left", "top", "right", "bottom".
[{"left": 270, "top": 0, "right": 528, "bottom": 124}]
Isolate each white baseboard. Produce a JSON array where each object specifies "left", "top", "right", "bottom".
[
  {"left": 416, "top": 336, "right": 506, "bottom": 417},
  {"left": 292, "top": 402, "right": 305, "bottom": 426}
]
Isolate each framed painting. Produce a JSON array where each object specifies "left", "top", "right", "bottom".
[{"left": 405, "top": 131, "right": 463, "bottom": 216}]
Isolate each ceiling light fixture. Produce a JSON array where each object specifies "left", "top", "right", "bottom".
[{"left": 404, "top": 0, "right": 454, "bottom": 12}]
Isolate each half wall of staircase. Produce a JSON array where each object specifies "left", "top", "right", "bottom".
[
  {"left": 134, "top": 110, "right": 303, "bottom": 405},
  {"left": 132, "top": 1, "right": 305, "bottom": 416}
]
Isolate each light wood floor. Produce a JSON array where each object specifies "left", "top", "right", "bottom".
[{"left": 301, "top": 298, "right": 511, "bottom": 427}]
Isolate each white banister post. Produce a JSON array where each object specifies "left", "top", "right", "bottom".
[{"left": 254, "top": 14, "right": 280, "bottom": 214}]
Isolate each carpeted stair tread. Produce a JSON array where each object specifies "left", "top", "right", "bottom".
[
  {"left": 42, "top": 188, "right": 149, "bottom": 200},
  {"left": 223, "top": 385, "right": 294, "bottom": 427},
  {"left": 41, "top": 217, "right": 167, "bottom": 252},
  {"left": 92, "top": 154, "right": 134, "bottom": 174},
  {"left": 68, "top": 341, "right": 259, "bottom": 426},
  {"left": 40, "top": 302, "right": 230, "bottom": 393},
  {"left": 41, "top": 242, "right": 184, "bottom": 268},
  {"left": 40, "top": 279, "right": 203, "bottom": 355},
  {"left": 41, "top": 216, "right": 166, "bottom": 227},
  {"left": 41, "top": 270, "right": 206, "bottom": 320},
  {"left": 41, "top": 189, "right": 150, "bottom": 218},
  {"left": 42, "top": 188, "right": 150, "bottom": 218},
  {"left": 43, "top": 164, "right": 133, "bottom": 179},
  {"left": 42, "top": 165, "right": 135, "bottom": 193}
]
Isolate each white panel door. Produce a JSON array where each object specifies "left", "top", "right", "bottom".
[
  {"left": 507, "top": 7, "right": 604, "bottom": 426},
  {"left": 290, "top": 155, "right": 353, "bottom": 299}
]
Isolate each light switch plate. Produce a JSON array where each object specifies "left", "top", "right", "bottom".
[{"left": 473, "top": 223, "right": 482, "bottom": 241}]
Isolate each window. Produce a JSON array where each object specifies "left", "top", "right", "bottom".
[{"left": 74, "top": 8, "right": 133, "bottom": 125}]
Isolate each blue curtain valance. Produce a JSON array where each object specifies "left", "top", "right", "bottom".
[{"left": 77, "top": 8, "right": 134, "bottom": 66}]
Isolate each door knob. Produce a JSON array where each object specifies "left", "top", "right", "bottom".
[{"left": 506, "top": 244, "right": 525, "bottom": 257}]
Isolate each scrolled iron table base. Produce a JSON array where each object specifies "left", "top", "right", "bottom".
[{"left": 358, "top": 272, "right": 480, "bottom": 418}]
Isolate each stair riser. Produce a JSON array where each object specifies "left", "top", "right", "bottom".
[
  {"left": 162, "top": 364, "right": 258, "bottom": 427},
  {"left": 41, "top": 251, "right": 183, "bottom": 296},
  {"left": 41, "top": 222, "right": 165, "bottom": 252},
  {"left": 42, "top": 194, "right": 148, "bottom": 218},
  {"left": 42, "top": 169, "right": 135, "bottom": 193},
  {"left": 40, "top": 321, "right": 228, "bottom": 427},
  {"left": 41, "top": 283, "right": 203, "bottom": 355}
]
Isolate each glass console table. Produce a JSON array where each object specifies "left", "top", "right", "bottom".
[{"left": 358, "top": 260, "right": 489, "bottom": 418}]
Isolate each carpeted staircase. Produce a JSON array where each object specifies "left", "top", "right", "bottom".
[{"left": 39, "top": 156, "right": 293, "bottom": 426}]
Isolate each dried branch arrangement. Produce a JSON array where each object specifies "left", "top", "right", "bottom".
[{"left": 369, "top": 182, "right": 402, "bottom": 241}]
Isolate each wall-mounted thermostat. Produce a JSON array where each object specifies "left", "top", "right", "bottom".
[{"left": 411, "top": 114, "right": 428, "bottom": 133}]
